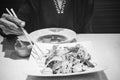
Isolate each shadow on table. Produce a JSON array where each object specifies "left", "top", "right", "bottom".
[
  {"left": 26, "top": 71, "right": 108, "bottom": 80},
  {"left": 0, "top": 37, "right": 28, "bottom": 60}
]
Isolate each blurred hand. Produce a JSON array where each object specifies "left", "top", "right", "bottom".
[{"left": 0, "top": 13, "right": 25, "bottom": 35}]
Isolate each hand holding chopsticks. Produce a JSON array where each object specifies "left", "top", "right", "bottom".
[
  {"left": 0, "top": 13, "right": 24, "bottom": 35},
  {"left": 5, "top": 8, "right": 44, "bottom": 58}
]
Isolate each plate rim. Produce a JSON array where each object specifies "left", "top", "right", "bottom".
[{"left": 25, "top": 58, "right": 107, "bottom": 77}]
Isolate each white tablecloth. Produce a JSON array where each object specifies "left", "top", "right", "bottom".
[{"left": 0, "top": 34, "right": 120, "bottom": 80}]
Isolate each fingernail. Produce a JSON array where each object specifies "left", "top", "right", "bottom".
[{"left": 20, "top": 22, "right": 25, "bottom": 27}]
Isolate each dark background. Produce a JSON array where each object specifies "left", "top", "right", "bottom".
[{"left": 0, "top": 0, "right": 120, "bottom": 33}]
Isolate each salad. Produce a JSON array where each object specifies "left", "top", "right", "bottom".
[{"left": 35, "top": 44, "right": 95, "bottom": 74}]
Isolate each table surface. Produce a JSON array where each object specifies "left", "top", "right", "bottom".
[{"left": 0, "top": 34, "right": 120, "bottom": 80}]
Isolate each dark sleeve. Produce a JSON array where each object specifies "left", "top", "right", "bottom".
[
  {"left": 17, "top": 0, "right": 37, "bottom": 33},
  {"left": 83, "top": 0, "right": 94, "bottom": 33},
  {"left": 74, "top": 0, "right": 94, "bottom": 33}
]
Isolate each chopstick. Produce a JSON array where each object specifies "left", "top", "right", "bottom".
[
  {"left": 10, "top": 8, "right": 18, "bottom": 18},
  {"left": 6, "top": 8, "right": 13, "bottom": 17},
  {"left": 6, "top": 8, "right": 44, "bottom": 56}
]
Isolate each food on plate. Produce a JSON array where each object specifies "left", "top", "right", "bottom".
[{"left": 37, "top": 44, "right": 95, "bottom": 74}]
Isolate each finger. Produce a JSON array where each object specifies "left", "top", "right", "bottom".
[
  {"left": 2, "top": 13, "right": 25, "bottom": 27},
  {"left": 0, "top": 18, "right": 19, "bottom": 30},
  {"left": 0, "top": 24, "right": 4, "bottom": 28},
  {"left": 0, "top": 19, "right": 24, "bottom": 35},
  {"left": 0, "top": 25, "right": 23, "bottom": 35},
  {"left": 0, "top": 25, "right": 16, "bottom": 35},
  {"left": 1, "top": 13, "right": 25, "bottom": 27}
]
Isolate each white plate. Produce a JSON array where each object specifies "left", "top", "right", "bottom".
[
  {"left": 25, "top": 41, "right": 107, "bottom": 77},
  {"left": 26, "top": 59, "right": 106, "bottom": 77},
  {"left": 18, "top": 28, "right": 76, "bottom": 43}
]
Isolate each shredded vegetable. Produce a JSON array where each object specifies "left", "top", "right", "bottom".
[{"left": 38, "top": 44, "right": 95, "bottom": 74}]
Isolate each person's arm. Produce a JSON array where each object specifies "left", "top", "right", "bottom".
[
  {"left": 0, "top": 0, "right": 36, "bottom": 38},
  {"left": 17, "top": 0, "right": 39, "bottom": 33},
  {"left": 83, "top": 0, "right": 94, "bottom": 33},
  {"left": 0, "top": 13, "right": 25, "bottom": 38},
  {"left": 74, "top": 0, "right": 94, "bottom": 33}
]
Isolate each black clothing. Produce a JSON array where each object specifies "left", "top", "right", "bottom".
[
  {"left": 0, "top": 0, "right": 94, "bottom": 37},
  {"left": 17, "top": 0, "right": 94, "bottom": 33}
]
